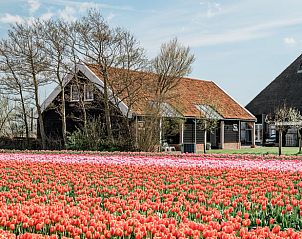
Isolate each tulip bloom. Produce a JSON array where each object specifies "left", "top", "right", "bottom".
[{"left": 0, "top": 152, "right": 301, "bottom": 238}]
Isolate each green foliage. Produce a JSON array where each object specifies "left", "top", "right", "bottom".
[
  {"left": 67, "top": 127, "right": 90, "bottom": 150},
  {"left": 67, "top": 118, "right": 102, "bottom": 151},
  {"left": 162, "top": 117, "right": 184, "bottom": 137},
  {"left": 67, "top": 118, "right": 133, "bottom": 151}
]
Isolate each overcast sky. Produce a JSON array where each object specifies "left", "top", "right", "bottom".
[{"left": 1, "top": 0, "right": 302, "bottom": 106}]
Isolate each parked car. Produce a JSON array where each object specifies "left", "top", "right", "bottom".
[{"left": 264, "top": 135, "right": 276, "bottom": 146}]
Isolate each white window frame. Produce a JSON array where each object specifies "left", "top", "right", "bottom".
[
  {"left": 84, "top": 84, "right": 94, "bottom": 101},
  {"left": 70, "top": 85, "right": 80, "bottom": 102}
]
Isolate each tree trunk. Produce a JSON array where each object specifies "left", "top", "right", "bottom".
[
  {"left": 32, "top": 73, "right": 47, "bottom": 149},
  {"left": 61, "top": 86, "right": 67, "bottom": 149},
  {"left": 159, "top": 117, "right": 162, "bottom": 151},
  {"left": 73, "top": 78, "right": 88, "bottom": 137},
  {"left": 81, "top": 101, "right": 87, "bottom": 136},
  {"left": 125, "top": 117, "right": 134, "bottom": 150},
  {"left": 19, "top": 89, "right": 30, "bottom": 148},
  {"left": 28, "top": 49, "right": 47, "bottom": 149},
  {"left": 278, "top": 130, "right": 282, "bottom": 156},
  {"left": 102, "top": 68, "right": 114, "bottom": 142},
  {"left": 298, "top": 130, "right": 302, "bottom": 154},
  {"left": 6, "top": 62, "right": 30, "bottom": 147},
  {"left": 204, "top": 128, "right": 207, "bottom": 154},
  {"left": 36, "top": 98, "right": 47, "bottom": 149},
  {"left": 134, "top": 116, "right": 138, "bottom": 149},
  {"left": 36, "top": 102, "right": 47, "bottom": 149}
]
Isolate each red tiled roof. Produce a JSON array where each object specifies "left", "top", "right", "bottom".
[{"left": 86, "top": 64, "right": 255, "bottom": 120}]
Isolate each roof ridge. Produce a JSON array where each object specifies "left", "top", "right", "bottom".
[
  {"left": 85, "top": 63, "right": 212, "bottom": 83},
  {"left": 246, "top": 53, "right": 302, "bottom": 108}
]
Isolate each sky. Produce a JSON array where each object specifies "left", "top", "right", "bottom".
[{"left": 0, "top": 0, "right": 302, "bottom": 106}]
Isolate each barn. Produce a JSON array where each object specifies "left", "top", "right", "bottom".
[
  {"left": 246, "top": 54, "right": 302, "bottom": 146},
  {"left": 41, "top": 63, "right": 256, "bottom": 151}
]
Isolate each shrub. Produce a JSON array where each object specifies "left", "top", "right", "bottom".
[{"left": 67, "top": 118, "right": 134, "bottom": 151}]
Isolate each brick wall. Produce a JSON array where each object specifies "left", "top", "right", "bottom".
[
  {"left": 223, "top": 142, "right": 241, "bottom": 149},
  {"left": 196, "top": 144, "right": 204, "bottom": 152}
]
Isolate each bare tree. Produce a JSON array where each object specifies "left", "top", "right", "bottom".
[
  {"left": 266, "top": 104, "right": 302, "bottom": 156},
  {"left": 0, "top": 39, "right": 32, "bottom": 145},
  {"left": 68, "top": 9, "right": 149, "bottom": 144},
  {"left": 136, "top": 105, "right": 161, "bottom": 152},
  {"left": 152, "top": 37, "right": 195, "bottom": 102},
  {"left": 136, "top": 105, "right": 184, "bottom": 152},
  {"left": 69, "top": 9, "right": 118, "bottom": 142},
  {"left": 0, "top": 95, "right": 14, "bottom": 137},
  {"left": 109, "top": 30, "right": 149, "bottom": 145},
  {"left": 7, "top": 22, "right": 51, "bottom": 149},
  {"left": 110, "top": 31, "right": 148, "bottom": 114},
  {"left": 38, "top": 19, "right": 72, "bottom": 148},
  {"left": 144, "top": 38, "right": 195, "bottom": 150},
  {"left": 59, "top": 21, "right": 91, "bottom": 134},
  {"left": 0, "top": 10, "right": 195, "bottom": 151}
]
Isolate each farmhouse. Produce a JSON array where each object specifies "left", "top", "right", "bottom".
[
  {"left": 41, "top": 63, "right": 256, "bottom": 151},
  {"left": 246, "top": 54, "right": 302, "bottom": 146}
]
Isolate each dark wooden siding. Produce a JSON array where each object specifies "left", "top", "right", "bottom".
[
  {"left": 183, "top": 123, "right": 194, "bottom": 143},
  {"left": 183, "top": 119, "right": 205, "bottom": 144},
  {"left": 196, "top": 126, "right": 205, "bottom": 144},
  {"left": 224, "top": 120, "right": 239, "bottom": 143},
  {"left": 246, "top": 54, "right": 302, "bottom": 116},
  {"left": 42, "top": 71, "right": 129, "bottom": 147}
]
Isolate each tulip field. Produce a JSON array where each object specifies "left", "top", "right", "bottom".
[{"left": 1, "top": 153, "right": 302, "bottom": 238}]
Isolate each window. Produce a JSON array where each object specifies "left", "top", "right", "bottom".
[
  {"left": 149, "top": 101, "right": 180, "bottom": 117},
  {"left": 298, "top": 63, "right": 302, "bottom": 74},
  {"left": 255, "top": 124, "right": 263, "bottom": 143},
  {"left": 84, "top": 84, "right": 94, "bottom": 101},
  {"left": 70, "top": 85, "right": 80, "bottom": 101},
  {"left": 70, "top": 83, "right": 94, "bottom": 102},
  {"left": 138, "top": 121, "right": 145, "bottom": 130},
  {"left": 195, "top": 104, "right": 222, "bottom": 120}
]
